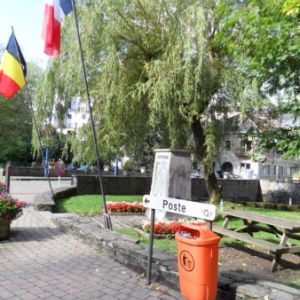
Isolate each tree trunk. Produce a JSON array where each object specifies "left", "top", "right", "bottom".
[{"left": 191, "top": 117, "right": 222, "bottom": 204}]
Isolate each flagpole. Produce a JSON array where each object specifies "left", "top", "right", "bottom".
[
  {"left": 10, "top": 27, "right": 54, "bottom": 197},
  {"left": 26, "top": 85, "right": 55, "bottom": 198},
  {"left": 70, "top": 0, "right": 112, "bottom": 230}
]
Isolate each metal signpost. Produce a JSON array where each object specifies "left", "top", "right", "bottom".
[{"left": 142, "top": 195, "right": 217, "bottom": 285}]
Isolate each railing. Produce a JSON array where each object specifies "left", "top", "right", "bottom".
[{"left": 235, "top": 149, "right": 252, "bottom": 157}]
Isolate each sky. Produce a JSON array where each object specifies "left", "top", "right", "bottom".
[{"left": 0, "top": 0, "right": 49, "bottom": 68}]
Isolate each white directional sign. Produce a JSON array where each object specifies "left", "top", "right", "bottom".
[{"left": 143, "top": 195, "right": 216, "bottom": 221}]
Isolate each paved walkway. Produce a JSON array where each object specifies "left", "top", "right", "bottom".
[
  {"left": 3, "top": 178, "right": 300, "bottom": 300},
  {"left": 0, "top": 178, "right": 183, "bottom": 300}
]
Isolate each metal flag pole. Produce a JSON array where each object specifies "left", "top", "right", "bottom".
[
  {"left": 70, "top": 0, "right": 112, "bottom": 229},
  {"left": 11, "top": 27, "right": 54, "bottom": 198},
  {"left": 26, "top": 86, "right": 55, "bottom": 198}
]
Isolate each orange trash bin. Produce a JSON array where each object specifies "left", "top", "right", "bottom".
[{"left": 175, "top": 223, "right": 220, "bottom": 300}]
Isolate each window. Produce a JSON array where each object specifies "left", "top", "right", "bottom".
[
  {"left": 274, "top": 165, "right": 284, "bottom": 176},
  {"left": 225, "top": 140, "right": 231, "bottom": 150},
  {"left": 290, "top": 167, "right": 299, "bottom": 176},
  {"left": 240, "top": 141, "right": 246, "bottom": 154},
  {"left": 82, "top": 114, "right": 86, "bottom": 119},
  {"left": 79, "top": 106, "right": 86, "bottom": 113},
  {"left": 67, "top": 114, "right": 72, "bottom": 119},
  {"left": 279, "top": 166, "right": 284, "bottom": 176},
  {"left": 263, "top": 165, "right": 271, "bottom": 176},
  {"left": 240, "top": 163, "right": 251, "bottom": 174},
  {"left": 240, "top": 139, "right": 252, "bottom": 154}
]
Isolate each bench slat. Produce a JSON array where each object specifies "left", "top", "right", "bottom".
[
  {"left": 213, "top": 226, "right": 289, "bottom": 254},
  {"left": 222, "top": 210, "right": 300, "bottom": 231}
]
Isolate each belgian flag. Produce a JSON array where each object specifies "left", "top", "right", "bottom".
[{"left": 0, "top": 32, "right": 27, "bottom": 100}]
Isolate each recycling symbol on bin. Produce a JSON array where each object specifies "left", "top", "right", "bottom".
[{"left": 179, "top": 250, "right": 195, "bottom": 272}]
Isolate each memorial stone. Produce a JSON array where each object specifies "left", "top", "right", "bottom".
[{"left": 148, "top": 149, "right": 191, "bottom": 220}]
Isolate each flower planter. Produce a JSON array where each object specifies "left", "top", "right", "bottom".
[
  {"left": 0, "top": 182, "right": 26, "bottom": 237},
  {"left": 0, "top": 217, "right": 10, "bottom": 240},
  {"left": 141, "top": 220, "right": 209, "bottom": 239},
  {"left": 106, "top": 202, "right": 146, "bottom": 215}
]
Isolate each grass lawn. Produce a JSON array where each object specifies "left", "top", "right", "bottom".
[
  {"left": 115, "top": 227, "right": 178, "bottom": 254},
  {"left": 56, "top": 195, "right": 142, "bottom": 216}
]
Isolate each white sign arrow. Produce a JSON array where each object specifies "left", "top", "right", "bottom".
[{"left": 143, "top": 195, "right": 216, "bottom": 221}]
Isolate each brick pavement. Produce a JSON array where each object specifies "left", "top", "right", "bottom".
[
  {"left": 4, "top": 178, "right": 300, "bottom": 300},
  {"left": 0, "top": 179, "right": 184, "bottom": 300}
]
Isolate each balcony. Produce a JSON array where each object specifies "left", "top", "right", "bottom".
[{"left": 235, "top": 149, "right": 252, "bottom": 158}]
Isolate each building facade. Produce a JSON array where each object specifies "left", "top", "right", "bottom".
[
  {"left": 214, "top": 114, "right": 300, "bottom": 180},
  {"left": 51, "top": 96, "right": 90, "bottom": 135}
]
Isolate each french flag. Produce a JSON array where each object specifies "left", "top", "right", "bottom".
[{"left": 42, "top": 0, "right": 73, "bottom": 57}]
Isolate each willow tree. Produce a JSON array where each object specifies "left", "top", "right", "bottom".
[
  {"left": 97, "top": 0, "right": 240, "bottom": 202},
  {"left": 36, "top": 0, "right": 251, "bottom": 202}
]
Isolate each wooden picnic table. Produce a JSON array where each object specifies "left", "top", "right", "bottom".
[{"left": 212, "top": 209, "right": 300, "bottom": 271}]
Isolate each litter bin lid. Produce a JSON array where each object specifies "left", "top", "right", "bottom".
[{"left": 175, "top": 223, "right": 220, "bottom": 246}]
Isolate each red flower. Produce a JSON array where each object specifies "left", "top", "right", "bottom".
[
  {"left": 142, "top": 220, "right": 207, "bottom": 237},
  {"left": 106, "top": 201, "right": 146, "bottom": 213}
]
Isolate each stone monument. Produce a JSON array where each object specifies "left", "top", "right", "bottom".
[{"left": 148, "top": 149, "right": 191, "bottom": 220}]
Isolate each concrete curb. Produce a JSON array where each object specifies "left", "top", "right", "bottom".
[{"left": 34, "top": 186, "right": 77, "bottom": 211}]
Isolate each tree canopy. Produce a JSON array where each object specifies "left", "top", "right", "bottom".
[
  {"left": 34, "top": 0, "right": 300, "bottom": 201},
  {"left": 218, "top": 0, "right": 300, "bottom": 159},
  {"left": 0, "top": 61, "right": 44, "bottom": 165}
]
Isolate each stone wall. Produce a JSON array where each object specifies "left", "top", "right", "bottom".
[
  {"left": 75, "top": 175, "right": 261, "bottom": 202},
  {"left": 5, "top": 166, "right": 300, "bottom": 204},
  {"left": 75, "top": 176, "right": 300, "bottom": 204},
  {"left": 75, "top": 175, "right": 153, "bottom": 196},
  {"left": 191, "top": 178, "right": 262, "bottom": 202},
  {"left": 260, "top": 179, "right": 300, "bottom": 205},
  {"left": 3, "top": 166, "right": 73, "bottom": 177}
]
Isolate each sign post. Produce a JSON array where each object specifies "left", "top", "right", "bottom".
[
  {"left": 143, "top": 195, "right": 217, "bottom": 285},
  {"left": 143, "top": 195, "right": 216, "bottom": 221}
]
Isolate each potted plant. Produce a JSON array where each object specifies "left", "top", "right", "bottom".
[
  {"left": 0, "top": 182, "right": 26, "bottom": 239},
  {"left": 122, "top": 159, "right": 133, "bottom": 176}
]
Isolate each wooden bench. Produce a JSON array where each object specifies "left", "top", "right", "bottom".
[
  {"left": 214, "top": 210, "right": 300, "bottom": 271},
  {"left": 213, "top": 226, "right": 290, "bottom": 272}
]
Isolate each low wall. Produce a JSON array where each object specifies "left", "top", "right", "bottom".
[
  {"left": 75, "top": 175, "right": 261, "bottom": 202},
  {"left": 3, "top": 166, "right": 73, "bottom": 177},
  {"left": 6, "top": 165, "right": 300, "bottom": 204},
  {"left": 260, "top": 180, "right": 300, "bottom": 205},
  {"left": 76, "top": 175, "right": 152, "bottom": 196},
  {"left": 34, "top": 186, "right": 77, "bottom": 211},
  {"left": 75, "top": 176, "right": 300, "bottom": 204},
  {"left": 191, "top": 178, "right": 261, "bottom": 202}
]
